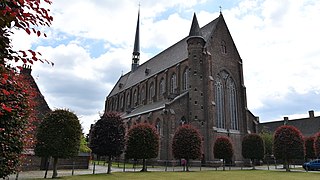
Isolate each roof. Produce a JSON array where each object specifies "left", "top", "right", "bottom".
[
  {"left": 108, "top": 14, "right": 222, "bottom": 97},
  {"left": 259, "top": 117, "right": 320, "bottom": 136}
]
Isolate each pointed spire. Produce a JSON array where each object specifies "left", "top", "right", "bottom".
[
  {"left": 188, "top": 13, "right": 202, "bottom": 37},
  {"left": 132, "top": 8, "right": 140, "bottom": 72}
]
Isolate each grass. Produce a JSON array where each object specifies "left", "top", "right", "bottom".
[{"left": 59, "top": 170, "right": 319, "bottom": 180}]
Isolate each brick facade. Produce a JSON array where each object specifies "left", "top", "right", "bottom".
[{"left": 104, "top": 13, "right": 258, "bottom": 163}]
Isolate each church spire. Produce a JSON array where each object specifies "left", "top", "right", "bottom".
[
  {"left": 188, "top": 13, "right": 202, "bottom": 37},
  {"left": 131, "top": 8, "right": 140, "bottom": 72}
]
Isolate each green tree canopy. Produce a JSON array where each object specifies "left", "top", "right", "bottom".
[
  {"left": 35, "top": 109, "right": 81, "bottom": 178},
  {"left": 125, "top": 123, "right": 159, "bottom": 172},
  {"left": 260, "top": 130, "right": 273, "bottom": 156},
  {"left": 172, "top": 124, "right": 202, "bottom": 171},
  {"left": 242, "top": 133, "right": 264, "bottom": 169},
  {"left": 273, "top": 125, "right": 304, "bottom": 172},
  {"left": 89, "top": 112, "right": 125, "bottom": 174}
]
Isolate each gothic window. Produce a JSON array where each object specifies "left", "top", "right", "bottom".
[
  {"left": 133, "top": 89, "right": 138, "bottom": 106},
  {"left": 141, "top": 86, "right": 145, "bottom": 104},
  {"left": 114, "top": 97, "right": 118, "bottom": 110},
  {"left": 120, "top": 95, "right": 124, "bottom": 109},
  {"left": 155, "top": 119, "right": 162, "bottom": 136},
  {"left": 215, "top": 76, "right": 225, "bottom": 129},
  {"left": 221, "top": 40, "right": 227, "bottom": 54},
  {"left": 159, "top": 78, "right": 165, "bottom": 95},
  {"left": 126, "top": 93, "right": 131, "bottom": 108},
  {"left": 149, "top": 82, "right": 155, "bottom": 102},
  {"left": 170, "top": 73, "right": 177, "bottom": 94},
  {"left": 227, "top": 78, "right": 238, "bottom": 130},
  {"left": 182, "top": 68, "right": 188, "bottom": 91}
]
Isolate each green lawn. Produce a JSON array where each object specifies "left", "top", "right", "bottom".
[{"left": 60, "top": 170, "right": 319, "bottom": 180}]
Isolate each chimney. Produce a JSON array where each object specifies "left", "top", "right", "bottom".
[
  {"left": 309, "top": 110, "right": 314, "bottom": 118},
  {"left": 283, "top": 117, "right": 289, "bottom": 125}
]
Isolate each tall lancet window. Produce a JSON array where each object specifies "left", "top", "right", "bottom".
[
  {"left": 159, "top": 78, "right": 165, "bottom": 95},
  {"left": 133, "top": 89, "right": 138, "bottom": 106},
  {"left": 149, "top": 82, "right": 155, "bottom": 102},
  {"left": 182, "top": 68, "right": 189, "bottom": 91},
  {"left": 215, "top": 76, "right": 225, "bottom": 129},
  {"left": 170, "top": 73, "right": 177, "bottom": 94},
  {"left": 227, "top": 78, "right": 238, "bottom": 130}
]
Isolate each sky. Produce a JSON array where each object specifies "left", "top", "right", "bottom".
[{"left": 12, "top": 0, "right": 320, "bottom": 134}]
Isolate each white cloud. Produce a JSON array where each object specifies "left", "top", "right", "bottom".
[{"left": 10, "top": 0, "right": 320, "bottom": 132}]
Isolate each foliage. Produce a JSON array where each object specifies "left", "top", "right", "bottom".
[
  {"left": 273, "top": 125, "right": 304, "bottom": 171},
  {"left": 259, "top": 130, "right": 273, "bottom": 156},
  {"left": 35, "top": 109, "right": 82, "bottom": 178},
  {"left": 79, "top": 134, "right": 91, "bottom": 153},
  {"left": 0, "top": 66, "right": 31, "bottom": 178},
  {"left": 89, "top": 112, "right": 125, "bottom": 173},
  {"left": 242, "top": 134, "right": 264, "bottom": 169},
  {"left": 0, "top": 0, "right": 52, "bottom": 178},
  {"left": 172, "top": 124, "right": 202, "bottom": 171},
  {"left": 305, "top": 136, "right": 316, "bottom": 160},
  {"left": 0, "top": 0, "right": 53, "bottom": 65},
  {"left": 314, "top": 132, "right": 320, "bottom": 158},
  {"left": 213, "top": 136, "right": 234, "bottom": 161},
  {"left": 125, "top": 123, "right": 159, "bottom": 171}
]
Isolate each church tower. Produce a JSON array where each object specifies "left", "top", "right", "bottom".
[
  {"left": 187, "top": 13, "right": 206, "bottom": 124},
  {"left": 131, "top": 9, "right": 140, "bottom": 72}
]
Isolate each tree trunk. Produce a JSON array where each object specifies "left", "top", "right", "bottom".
[
  {"left": 141, "top": 159, "right": 147, "bottom": 172},
  {"left": 52, "top": 157, "right": 58, "bottom": 178},
  {"left": 252, "top": 159, "right": 256, "bottom": 170},
  {"left": 107, "top": 156, "right": 112, "bottom": 174},
  {"left": 186, "top": 159, "right": 189, "bottom": 172},
  {"left": 223, "top": 159, "right": 225, "bottom": 171},
  {"left": 285, "top": 159, "right": 290, "bottom": 172}
]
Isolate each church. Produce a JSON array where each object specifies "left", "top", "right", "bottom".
[{"left": 104, "top": 11, "right": 258, "bottom": 163}]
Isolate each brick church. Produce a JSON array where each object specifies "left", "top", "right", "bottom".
[{"left": 104, "top": 11, "right": 258, "bottom": 163}]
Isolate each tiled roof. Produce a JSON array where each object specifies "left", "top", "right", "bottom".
[{"left": 108, "top": 15, "right": 221, "bottom": 97}]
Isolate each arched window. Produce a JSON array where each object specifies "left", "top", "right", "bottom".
[
  {"left": 182, "top": 68, "right": 188, "bottom": 91},
  {"left": 133, "top": 89, "right": 138, "bottom": 106},
  {"left": 149, "top": 82, "right": 154, "bottom": 102},
  {"left": 126, "top": 93, "right": 131, "bottom": 108},
  {"left": 221, "top": 40, "right": 227, "bottom": 54},
  {"left": 227, "top": 78, "right": 238, "bottom": 130},
  {"left": 155, "top": 119, "right": 162, "bottom": 136},
  {"left": 141, "top": 86, "right": 145, "bottom": 104},
  {"left": 159, "top": 78, "right": 165, "bottom": 95},
  {"left": 170, "top": 73, "right": 177, "bottom": 94},
  {"left": 120, "top": 95, "right": 124, "bottom": 109},
  {"left": 215, "top": 76, "right": 225, "bottom": 129}
]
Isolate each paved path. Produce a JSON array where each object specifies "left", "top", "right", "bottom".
[{"left": 7, "top": 164, "right": 313, "bottom": 179}]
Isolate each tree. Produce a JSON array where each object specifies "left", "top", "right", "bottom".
[
  {"left": 79, "top": 133, "right": 91, "bottom": 153},
  {"left": 305, "top": 136, "right": 316, "bottom": 160},
  {"left": 35, "top": 109, "right": 82, "bottom": 178},
  {"left": 125, "top": 123, "right": 159, "bottom": 172},
  {"left": 314, "top": 132, "right": 320, "bottom": 158},
  {"left": 172, "top": 124, "right": 202, "bottom": 171},
  {"left": 1, "top": 0, "right": 53, "bottom": 65},
  {"left": 242, "top": 134, "right": 264, "bottom": 169},
  {"left": 213, "top": 136, "right": 234, "bottom": 170},
  {"left": 273, "top": 125, "right": 304, "bottom": 172},
  {"left": 259, "top": 130, "right": 273, "bottom": 157},
  {"left": 89, "top": 112, "right": 125, "bottom": 174},
  {"left": 1, "top": 1, "right": 52, "bottom": 178},
  {"left": 0, "top": 66, "right": 31, "bottom": 178}
]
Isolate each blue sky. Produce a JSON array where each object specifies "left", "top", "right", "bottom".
[{"left": 12, "top": 0, "right": 320, "bottom": 134}]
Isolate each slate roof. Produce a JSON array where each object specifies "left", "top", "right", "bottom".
[
  {"left": 108, "top": 14, "right": 222, "bottom": 97},
  {"left": 259, "top": 116, "right": 320, "bottom": 137}
]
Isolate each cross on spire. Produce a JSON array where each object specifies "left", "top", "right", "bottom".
[{"left": 219, "top": 6, "right": 222, "bottom": 14}]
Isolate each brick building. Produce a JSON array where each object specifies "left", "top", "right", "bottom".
[{"left": 104, "top": 12, "right": 258, "bottom": 163}]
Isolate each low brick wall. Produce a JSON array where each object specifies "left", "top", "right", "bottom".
[{"left": 21, "top": 153, "right": 91, "bottom": 171}]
